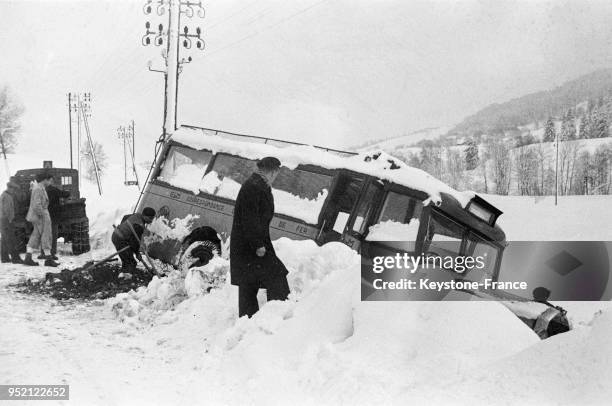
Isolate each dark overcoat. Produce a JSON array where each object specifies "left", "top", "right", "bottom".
[{"left": 230, "top": 173, "right": 288, "bottom": 286}]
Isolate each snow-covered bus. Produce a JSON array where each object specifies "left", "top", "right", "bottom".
[{"left": 136, "top": 125, "right": 506, "bottom": 290}]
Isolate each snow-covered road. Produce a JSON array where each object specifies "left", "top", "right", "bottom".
[
  {"left": 0, "top": 262, "right": 191, "bottom": 405},
  {"left": 2, "top": 193, "right": 612, "bottom": 405}
]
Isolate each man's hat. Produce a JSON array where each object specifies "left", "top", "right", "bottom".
[
  {"left": 256, "top": 156, "right": 281, "bottom": 171},
  {"left": 142, "top": 207, "right": 156, "bottom": 219}
]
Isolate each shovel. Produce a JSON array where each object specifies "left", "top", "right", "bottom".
[{"left": 80, "top": 246, "right": 130, "bottom": 274}]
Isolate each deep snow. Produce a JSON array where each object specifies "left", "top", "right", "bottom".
[{"left": 1, "top": 156, "right": 611, "bottom": 405}]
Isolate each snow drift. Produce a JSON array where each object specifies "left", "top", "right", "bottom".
[{"left": 108, "top": 238, "right": 539, "bottom": 404}]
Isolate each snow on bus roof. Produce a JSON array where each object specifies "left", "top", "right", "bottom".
[{"left": 170, "top": 126, "right": 475, "bottom": 207}]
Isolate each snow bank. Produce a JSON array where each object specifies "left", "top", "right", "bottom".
[
  {"left": 158, "top": 163, "right": 204, "bottom": 195},
  {"left": 145, "top": 214, "right": 198, "bottom": 243},
  {"left": 366, "top": 219, "right": 420, "bottom": 241},
  {"left": 485, "top": 194, "right": 612, "bottom": 241},
  {"left": 400, "top": 308, "right": 612, "bottom": 405},
  {"left": 106, "top": 238, "right": 539, "bottom": 404},
  {"left": 171, "top": 127, "right": 474, "bottom": 207}
]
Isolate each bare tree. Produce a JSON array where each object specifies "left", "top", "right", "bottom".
[
  {"left": 444, "top": 147, "right": 466, "bottom": 189},
  {"left": 81, "top": 141, "right": 108, "bottom": 181},
  {"left": 486, "top": 138, "right": 512, "bottom": 195},
  {"left": 514, "top": 145, "right": 539, "bottom": 195},
  {"left": 558, "top": 141, "right": 580, "bottom": 195},
  {"left": 0, "top": 86, "right": 25, "bottom": 156},
  {"left": 419, "top": 142, "right": 444, "bottom": 180}
]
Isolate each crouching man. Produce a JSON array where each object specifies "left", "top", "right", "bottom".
[
  {"left": 111, "top": 207, "right": 156, "bottom": 273},
  {"left": 230, "top": 157, "right": 290, "bottom": 318}
]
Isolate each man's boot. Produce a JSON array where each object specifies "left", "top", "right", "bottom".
[
  {"left": 11, "top": 254, "right": 24, "bottom": 264},
  {"left": 23, "top": 253, "right": 38, "bottom": 266},
  {"left": 44, "top": 259, "right": 59, "bottom": 267}
]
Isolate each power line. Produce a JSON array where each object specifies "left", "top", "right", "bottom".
[
  {"left": 207, "top": 0, "right": 329, "bottom": 57},
  {"left": 206, "top": 0, "right": 261, "bottom": 31}
]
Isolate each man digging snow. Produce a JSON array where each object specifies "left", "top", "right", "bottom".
[{"left": 111, "top": 207, "right": 156, "bottom": 275}]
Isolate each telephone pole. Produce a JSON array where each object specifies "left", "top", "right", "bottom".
[
  {"left": 555, "top": 127, "right": 559, "bottom": 206},
  {"left": 67, "top": 92, "right": 91, "bottom": 187},
  {"left": 118, "top": 120, "right": 139, "bottom": 187},
  {"left": 68, "top": 93, "right": 73, "bottom": 168},
  {"left": 142, "top": 0, "right": 205, "bottom": 139}
]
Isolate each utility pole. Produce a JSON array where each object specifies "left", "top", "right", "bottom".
[
  {"left": 77, "top": 94, "right": 81, "bottom": 186},
  {"left": 555, "top": 127, "right": 559, "bottom": 205},
  {"left": 67, "top": 92, "right": 91, "bottom": 187},
  {"left": 68, "top": 92, "right": 73, "bottom": 169},
  {"left": 118, "top": 120, "right": 140, "bottom": 187},
  {"left": 165, "top": 0, "right": 180, "bottom": 135},
  {"left": 80, "top": 101, "right": 102, "bottom": 195},
  {"left": 142, "top": 0, "right": 205, "bottom": 139}
]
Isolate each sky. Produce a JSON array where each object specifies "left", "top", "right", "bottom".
[{"left": 2, "top": 0, "right": 612, "bottom": 169}]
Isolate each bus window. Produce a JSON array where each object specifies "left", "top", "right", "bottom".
[
  {"left": 200, "top": 154, "right": 257, "bottom": 199},
  {"left": 319, "top": 174, "right": 364, "bottom": 240},
  {"left": 271, "top": 167, "right": 333, "bottom": 225},
  {"left": 352, "top": 182, "right": 382, "bottom": 235},
  {"left": 158, "top": 146, "right": 213, "bottom": 190},
  {"left": 366, "top": 192, "right": 424, "bottom": 248},
  {"left": 424, "top": 211, "right": 465, "bottom": 257},
  {"left": 464, "top": 233, "right": 500, "bottom": 281}
]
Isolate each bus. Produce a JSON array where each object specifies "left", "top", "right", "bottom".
[{"left": 136, "top": 125, "right": 505, "bottom": 295}]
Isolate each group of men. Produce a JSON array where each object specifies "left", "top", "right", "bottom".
[
  {"left": 108, "top": 156, "right": 290, "bottom": 318},
  {"left": 1, "top": 157, "right": 291, "bottom": 318},
  {"left": 0, "top": 173, "right": 70, "bottom": 267}
]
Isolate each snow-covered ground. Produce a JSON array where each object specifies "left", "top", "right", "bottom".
[{"left": 1, "top": 157, "right": 611, "bottom": 405}]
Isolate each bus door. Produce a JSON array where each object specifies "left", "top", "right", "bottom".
[
  {"left": 341, "top": 179, "right": 384, "bottom": 251},
  {"left": 317, "top": 171, "right": 365, "bottom": 245},
  {"left": 360, "top": 190, "right": 428, "bottom": 300}
]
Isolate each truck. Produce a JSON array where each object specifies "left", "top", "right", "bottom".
[{"left": 12, "top": 162, "right": 90, "bottom": 255}]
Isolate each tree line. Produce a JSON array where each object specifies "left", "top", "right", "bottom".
[{"left": 400, "top": 137, "right": 612, "bottom": 196}]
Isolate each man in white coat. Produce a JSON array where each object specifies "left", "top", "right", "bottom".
[{"left": 24, "top": 172, "right": 58, "bottom": 267}]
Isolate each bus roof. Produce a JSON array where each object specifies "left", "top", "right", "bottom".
[{"left": 170, "top": 125, "right": 476, "bottom": 208}]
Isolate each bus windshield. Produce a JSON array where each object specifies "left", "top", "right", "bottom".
[{"left": 157, "top": 146, "right": 213, "bottom": 192}]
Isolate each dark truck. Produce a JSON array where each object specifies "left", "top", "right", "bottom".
[{"left": 12, "top": 162, "right": 90, "bottom": 255}]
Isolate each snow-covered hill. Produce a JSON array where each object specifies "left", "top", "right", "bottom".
[{"left": 352, "top": 126, "right": 449, "bottom": 152}]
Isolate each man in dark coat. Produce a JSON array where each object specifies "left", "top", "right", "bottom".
[
  {"left": 0, "top": 179, "right": 24, "bottom": 264},
  {"left": 111, "top": 207, "right": 156, "bottom": 273},
  {"left": 46, "top": 177, "right": 71, "bottom": 260},
  {"left": 230, "top": 156, "right": 290, "bottom": 318}
]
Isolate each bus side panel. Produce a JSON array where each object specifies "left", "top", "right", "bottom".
[
  {"left": 140, "top": 183, "right": 321, "bottom": 263},
  {"left": 139, "top": 183, "right": 235, "bottom": 263}
]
